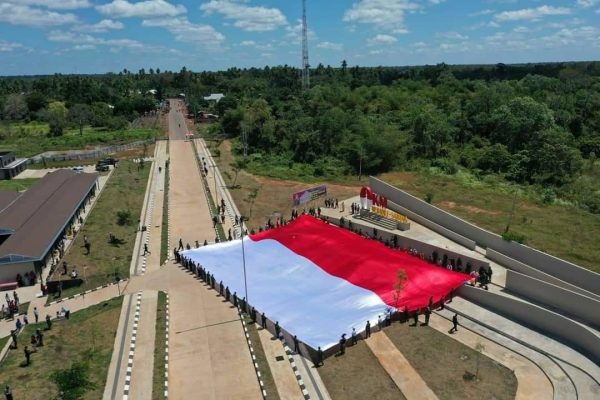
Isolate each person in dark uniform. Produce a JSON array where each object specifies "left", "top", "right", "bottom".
[
  {"left": 315, "top": 347, "right": 324, "bottom": 367},
  {"left": 219, "top": 281, "right": 224, "bottom": 296},
  {"left": 233, "top": 292, "right": 238, "bottom": 308},
  {"left": 46, "top": 314, "right": 52, "bottom": 330},
  {"left": 293, "top": 335, "right": 300, "bottom": 353},
  {"left": 339, "top": 334, "right": 347, "bottom": 355},
  {"left": 351, "top": 328, "right": 357, "bottom": 345},
  {"left": 24, "top": 346, "right": 31, "bottom": 366},
  {"left": 4, "top": 385, "right": 13, "bottom": 400},
  {"left": 424, "top": 306, "right": 431, "bottom": 326},
  {"left": 225, "top": 287, "right": 230, "bottom": 302},
  {"left": 274, "top": 321, "right": 280, "bottom": 339},
  {"left": 365, "top": 321, "right": 371, "bottom": 338},
  {"left": 403, "top": 307, "right": 409, "bottom": 323},
  {"left": 36, "top": 329, "right": 43, "bottom": 347},
  {"left": 251, "top": 307, "right": 257, "bottom": 324},
  {"left": 178, "top": 238, "right": 184, "bottom": 251},
  {"left": 450, "top": 313, "right": 459, "bottom": 333},
  {"left": 261, "top": 312, "right": 267, "bottom": 329},
  {"left": 412, "top": 309, "right": 419, "bottom": 326},
  {"left": 10, "top": 330, "right": 17, "bottom": 349}
]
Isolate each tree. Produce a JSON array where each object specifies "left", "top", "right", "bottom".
[
  {"left": 46, "top": 101, "right": 68, "bottom": 136},
  {"left": 69, "top": 104, "right": 92, "bottom": 135},
  {"left": 2, "top": 93, "right": 28, "bottom": 120}
]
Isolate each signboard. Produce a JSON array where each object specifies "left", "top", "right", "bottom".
[
  {"left": 359, "top": 186, "right": 388, "bottom": 210},
  {"left": 293, "top": 185, "right": 327, "bottom": 206}
]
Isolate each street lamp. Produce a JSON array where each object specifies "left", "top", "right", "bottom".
[{"left": 240, "top": 216, "right": 249, "bottom": 311}]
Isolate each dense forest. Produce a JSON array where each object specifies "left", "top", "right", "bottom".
[{"left": 1, "top": 62, "right": 599, "bottom": 212}]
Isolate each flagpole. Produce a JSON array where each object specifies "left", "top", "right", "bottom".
[{"left": 241, "top": 217, "right": 248, "bottom": 311}]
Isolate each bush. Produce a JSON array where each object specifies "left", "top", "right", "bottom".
[
  {"left": 501, "top": 231, "right": 527, "bottom": 244},
  {"left": 425, "top": 192, "right": 434, "bottom": 204},
  {"left": 431, "top": 158, "right": 458, "bottom": 174},
  {"left": 541, "top": 188, "right": 556, "bottom": 204},
  {"left": 51, "top": 361, "right": 96, "bottom": 400},
  {"left": 116, "top": 210, "right": 133, "bottom": 226},
  {"left": 106, "top": 116, "right": 128, "bottom": 130}
]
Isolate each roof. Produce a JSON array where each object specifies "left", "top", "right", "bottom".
[
  {"left": 203, "top": 93, "right": 225, "bottom": 102},
  {"left": 0, "top": 169, "right": 98, "bottom": 262},
  {"left": 0, "top": 192, "right": 20, "bottom": 214}
]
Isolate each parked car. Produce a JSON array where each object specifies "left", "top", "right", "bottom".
[
  {"left": 100, "top": 157, "right": 118, "bottom": 166},
  {"left": 72, "top": 166, "right": 84, "bottom": 173},
  {"left": 95, "top": 163, "right": 110, "bottom": 172}
]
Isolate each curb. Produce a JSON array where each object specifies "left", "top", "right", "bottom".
[
  {"left": 240, "top": 313, "right": 267, "bottom": 399},
  {"left": 164, "top": 293, "right": 170, "bottom": 398},
  {"left": 281, "top": 340, "right": 311, "bottom": 399},
  {"left": 123, "top": 291, "right": 143, "bottom": 400},
  {"left": 45, "top": 279, "right": 128, "bottom": 307}
]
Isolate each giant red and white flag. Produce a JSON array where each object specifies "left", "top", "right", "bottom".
[{"left": 182, "top": 215, "right": 468, "bottom": 349}]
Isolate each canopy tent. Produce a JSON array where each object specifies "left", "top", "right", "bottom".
[{"left": 182, "top": 215, "right": 468, "bottom": 349}]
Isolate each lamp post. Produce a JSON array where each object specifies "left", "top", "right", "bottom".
[{"left": 240, "top": 216, "right": 248, "bottom": 310}]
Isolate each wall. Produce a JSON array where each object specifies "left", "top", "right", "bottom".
[
  {"left": 505, "top": 270, "right": 600, "bottom": 329},
  {"left": 459, "top": 285, "right": 600, "bottom": 365},
  {"left": 323, "top": 215, "right": 489, "bottom": 272},
  {"left": 370, "top": 177, "right": 600, "bottom": 295},
  {"left": 0, "top": 261, "right": 34, "bottom": 283},
  {"left": 487, "top": 249, "right": 600, "bottom": 302}
]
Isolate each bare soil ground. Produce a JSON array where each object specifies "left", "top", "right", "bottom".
[
  {"left": 319, "top": 340, "right": 406, "bottom": 400},
  {"left": 385, "top": 322, "right": 517, "bottom": 400}
]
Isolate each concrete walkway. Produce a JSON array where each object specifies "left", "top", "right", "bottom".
[
  {"left": 366, "top": 332, "right": 439, "bottom": 400},
  {"left": 256, "top": 325, "right": 305, "bottom": 400},
  {"left": 428, "top": 313, "right": 553, "bottom": 400},
  {"left": 165, "top": 100, "right": 262, "bottom": 399}
]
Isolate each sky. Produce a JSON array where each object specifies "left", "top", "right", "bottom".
[{"left": 0, "top": 0, "right": 599, "bottom": 76}]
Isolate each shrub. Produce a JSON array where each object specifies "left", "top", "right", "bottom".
[
  {"left": 116, "top": 210, "right": 132, "bottom": 226},
  {"left": 424, "top": 192, "right": 434, "bottom": 203},
  {"left": 501, "top": 231, "right": 527, "bottom": 244},
  {"left": 51, "top": 361, "right": 96, "bottom": 400}
]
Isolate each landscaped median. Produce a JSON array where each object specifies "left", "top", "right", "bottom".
[
  {"left": 152, "top": 291, "right": 167, "bottom": 400},
  {"left": 0, "top": 297, "right": 123, "bottom": 400},
  {"left": 48, "top": 159, "right": 151, "bottom": 300}
]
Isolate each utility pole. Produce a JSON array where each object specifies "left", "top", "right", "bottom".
[{"left": 301, "top": 0, "right": 310, "bottom": 91}]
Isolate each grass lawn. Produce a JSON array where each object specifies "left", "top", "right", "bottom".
[
  {"left": 49, "top": 159, "right": 151, "bottom": 298},
  {"left": 2, "top": 302, "right": 30, "bottom": 322},
  {"left": 0, "top": 178, "right": 39, "bottom": 192},
  {"left": 385, "top": 322, "right": 517, "bottom": 400},
  {"left": 243, "top": 315, "right": 280, "bottom": 400},
  {"left": 380, "top": 170, "right": 600, "bottom": 273},
  {"left": 206, "top": 139, "right": 363, "bottom": 230},
  {"left": 0, "top": 296, "right": 123, "bottom": 400},
  {"left": 319, "top": 340, "right": 405, "bottom": 400},
  {"left": 152, "top": 292, "right": 167, "bottom": 400},
  {"left": 0, "top": 121, "right": 158, "bottom": 157}
]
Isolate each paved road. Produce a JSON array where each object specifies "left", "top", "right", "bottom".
[{"left": 165, "top": 100, "right": 262, "bottom": 400}]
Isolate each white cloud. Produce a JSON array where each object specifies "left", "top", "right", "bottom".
[
  {"left": 368, "top": 34, "right": 397, "bottom": 46},
  {"left": 239, "top": 40, "right": 256, "bottom": 46},
  {"left": 0, "top": 39, "right": 24, "bottom": 52},
  {"left": 72, "top": 44, "right": 96, "bottom": 50},
  {"left": 437, "top": 31, "right": 468, "bottom": 40},
  {"left": 316, "top": 41, "right": 343, "bottom": 51},
  {"left": 469, "top": 9, "right": 495, "bottom": 17},
  {"left": 200, "top": 0, "right": 287, "bottom": 32},
  {"left": 283, "top": 20, "right": 316, "bottom": 44},
  {"left": 48, "top": 30, "right": 152, "bottom": 50},
  {"left": 0, "top": 4, "right": 78, "bottom": 27},
  {"left": 0, "top": 0, "right": 91, "bottom": 9},
  {"left": 343, "top": 0, "right": 420, "bottom": 33},
  {"left": 576, "top": 0, "right": 599, "bottom": 8},
  {"left": 73, "top": 19, "right": 124, "bottom": 33},
  {"left": 142, "top": 17, "right": 225, "bottom": 49},
  {"left": 494, "top": 5, "right": 571, "bottom": 22},
  {"left": 97, "top": 0, "right": 186, "bottom": 18}
]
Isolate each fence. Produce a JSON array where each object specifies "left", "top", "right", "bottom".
[{"left": 29, "top": 138, "right": 156, "bottom": 164}]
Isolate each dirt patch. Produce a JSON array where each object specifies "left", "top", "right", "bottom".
[
  {"left": 439, "top": 201, "right": 502, "bottom": 216},
  {"left": 319, "top": 341, "right": 406, "bottom": 400}
]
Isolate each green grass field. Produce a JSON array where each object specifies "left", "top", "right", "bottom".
[
  {"left": 49, "top": 160, "right": 151, "bottom": 298},
  {"left": 381, "top": 169, "right": 600, "bottom": 273},
  {"left": 0, "top": 178, "right": 39, "bottom": 192},
  {"left": 0, "top": 297, "right": 123, "bottom": 400},
  {"left": 0, "top": 121, "right": 158, "bottom": 157}
]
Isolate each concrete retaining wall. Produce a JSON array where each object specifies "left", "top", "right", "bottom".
[
  {"left": 370, "top": 177, "right": 600, "bottom": 295},
  {"left": 459, "top": 285, "right": 600, "bottom": 365},
  {"left": 487, "top": 249, "right": 600, "bottom": 301},
  {"left": 323, "top": 215, "right": 489, "bottom": 272},
  {"left": 505, "top": 270, "right": 600, "bottom": 329}
]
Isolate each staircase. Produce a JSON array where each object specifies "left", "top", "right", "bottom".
[{"left": 355, "top": 211, "right": 398, "bottom": 231}]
